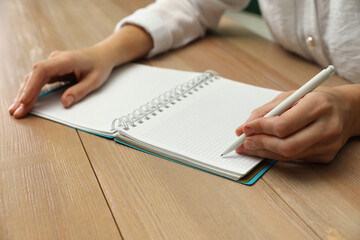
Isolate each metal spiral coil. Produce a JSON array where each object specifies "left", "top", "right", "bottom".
[{"left": 111, "top": 70, "right": 219, "bottom": 131}]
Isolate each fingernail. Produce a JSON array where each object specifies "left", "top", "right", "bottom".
[
  {"left": 243, "top": 126, "right": 254, "bottom": 135},
  {"left": 244, "top": 139, "right": 256, "bottom": 150},
  {"left": 8, "top": 103, "right": 19, "bottom": 114},
  {"left": 65, "top": 95, "right": 74, "bottom": 107},
  {"left": 13, "top": 104, "right": 25, "bottom": 117},
  {"left": 236, "top": 145, "right": 247, "bottom": 154}
]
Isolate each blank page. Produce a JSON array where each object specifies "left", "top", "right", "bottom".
[{"left": 128, "top": 78, "right": 281, "bottom": 177}]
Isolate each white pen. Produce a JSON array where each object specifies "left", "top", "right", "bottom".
[{"left": 221, "top": 65, "right": 336, "bottom": 157}]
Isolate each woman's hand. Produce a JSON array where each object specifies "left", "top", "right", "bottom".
[
  {"left": 9, "top": 47, "right": 114, "bottom": 118},
  {"left": 235, "top": 85, "right": 360, "bottom": 162},
  {"left": 9, "top": 24, "right": 153, "bottom": 118}
]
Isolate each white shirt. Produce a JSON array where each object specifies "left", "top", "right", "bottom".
[{"left": 116, "top": 0, "right": 360, "bottom": 83}]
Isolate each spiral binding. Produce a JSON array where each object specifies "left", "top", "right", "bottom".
[{"left": 111, "top": 70, "right": 219, "bottom": 131}]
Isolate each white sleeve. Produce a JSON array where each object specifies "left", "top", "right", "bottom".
[{"left": 115, "top": 0, "right": 250, "bottom": 57}]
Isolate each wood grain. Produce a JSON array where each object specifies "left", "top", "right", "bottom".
[
  {"left": 0, "top": 117, "right": 121, "bottom": 240},
  {"left": 79, "top": 131, "right": 318, "bottom": 240},
  {"left": 2, "top": 0, "right": 360, "bottom": 239},
  {"left": 0, "top": 0, "right": 134, "bottom": 239}
]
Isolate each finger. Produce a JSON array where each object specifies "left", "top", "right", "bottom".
[
  {"left": 16, "top": 73, "right": 32, "bottom": 101},
  {"left": 236, "top": 122, "right": 342, "bottom": 163},
  {"left": 8, "top": 102, "right": 21, "bottom": 115},
  {"left": 242, "top": 120, "right": 327, "bottom": 159},
  {"left": 235, "top": 100, "right": 278, "bottom": 136},
  {"left": 236, "top": 144, "right": 334, "bottom": 162},
  {"left": 236, "top": 145, "right": 292, "bottom": 161},
  {"left": 61, "top": 73, "right": 101, "bottom": 108},
  {"left": 9, "top": 74, "right": 31, "bottom": 114},
  {"left": 19, "top": 54, "right": 77, "bottom": 105},
  {"left": 13, "top": 93, "right": 39, "bottom": 118},
  {"left": 235, "top": 120, "right": 246, "bottom": 136},
  {"left": 242, "top": 93, "right": 325, "bottom": 138},
  {"left": 247, "top": 91, "right": 293, "bottom": 121},
  {"left": 295, "top": 136, "right": 343, "bottom": 163}
]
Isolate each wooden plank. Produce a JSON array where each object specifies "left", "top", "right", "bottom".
[
  {"left": 0, "top": 0, "right": 124, "bottom": 239},
  {"left": 79, "top": 131, "right": 318, "bottom": 240},
  {"left": 263, "top": 149, "right": 360, "bottom": 239},
  {"left": 0, "top": 118, "right": 121, "bottom": 240}
]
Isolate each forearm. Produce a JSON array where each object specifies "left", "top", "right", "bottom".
[
  {"left": 96, "top": 0, "right": 249, "bottom": 63},
  {"left": 114, "top": 0, "right": 249, "bottom": 57},
  {"left": 94, "top": 24, "right": 153, "bottom": 68}
]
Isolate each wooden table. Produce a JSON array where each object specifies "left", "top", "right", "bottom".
[{"left": 1, "top": 0, "right": 359, "bottom": 239}]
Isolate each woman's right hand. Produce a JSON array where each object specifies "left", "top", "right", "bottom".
[
  {"left": 9, "top": 24, "right": 154, "bottom": 118},
  {"left": 9, "top": 46, "right": 114, "bottom": 118}
]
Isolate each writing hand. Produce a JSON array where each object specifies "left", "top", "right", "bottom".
[{"left": 235, "top": 86, "right": 360, "bottom": 162}]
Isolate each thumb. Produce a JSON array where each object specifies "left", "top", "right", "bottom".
[{"left": 61, "top": 74, "right": 101, "bottom": 108}]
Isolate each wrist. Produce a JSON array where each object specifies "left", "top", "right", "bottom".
[
  {"left": 334, "top": 84, "right": 360, "bottom": 136},
  {"left": 90, "top": 43, "right": 118, "bottom": 70},
  {"left": 95, "top": 24, "right": 153, "bottom": 68}
]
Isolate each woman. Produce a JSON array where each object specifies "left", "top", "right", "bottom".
[{"left": 9, "top": 0, "right": 360, "bottom": 162}]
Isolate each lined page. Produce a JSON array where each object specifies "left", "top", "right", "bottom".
[
  {"left": 32, "top": 64, "right": 197, "bottom": 135},
  {"left": 128, "top": 78, "right": 281, "bottom": 176}
]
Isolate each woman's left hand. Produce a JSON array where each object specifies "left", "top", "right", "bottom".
[{"left": 235, "top": 85, "right": 360, "bottom": 162}]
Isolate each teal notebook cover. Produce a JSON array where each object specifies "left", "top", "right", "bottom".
[{"left": 54, "top": 123, "right": 276, "bottom": 186}]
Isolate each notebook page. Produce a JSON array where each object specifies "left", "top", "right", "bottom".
[
  {"left": 32, "top": 64, "right": 197, "bottom": 134},
  {"left": 127, "top": 78, "right": 281, "bottom": 175}
]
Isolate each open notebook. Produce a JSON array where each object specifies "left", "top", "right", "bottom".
[{"left": 32, "top": 64, "right": 280, "bottom": 185}]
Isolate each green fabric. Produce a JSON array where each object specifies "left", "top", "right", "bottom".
[{"left": 244, "top": 0, "right": 261, "bottom": 15}]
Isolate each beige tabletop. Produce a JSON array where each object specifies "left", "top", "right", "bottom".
[{"left": 1, "top": 0, "right": 359, "bottom": 239}]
